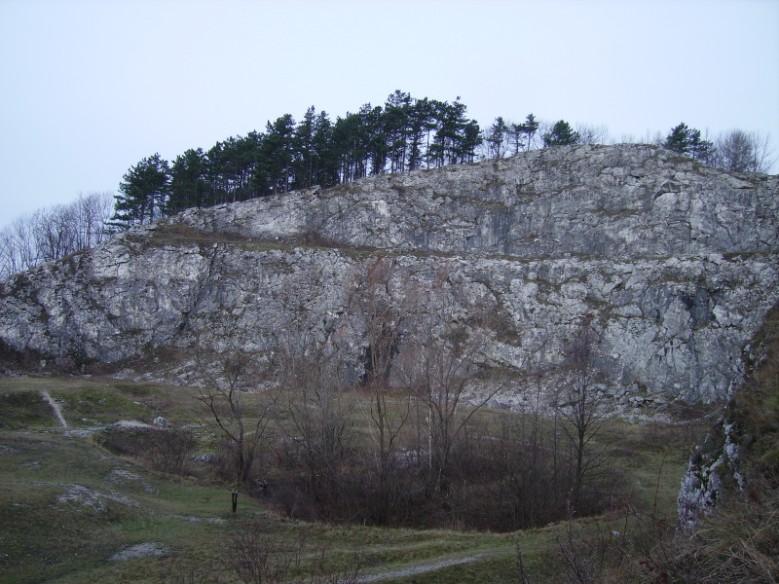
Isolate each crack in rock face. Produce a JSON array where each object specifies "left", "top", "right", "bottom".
[{"left": 1, "top": 145, "right": 777, "bottom": 405}]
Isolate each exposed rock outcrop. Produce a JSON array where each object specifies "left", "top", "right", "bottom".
[
  {"left": 678, "top": 304, "right": 779, "bottom": 529},
  {"left": 1, "top": 145, "right": 777, "bottom": 403}
]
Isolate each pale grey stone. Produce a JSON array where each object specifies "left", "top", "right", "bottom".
[{"left": 0, "top": 145, "right": 776, "bottom": 404}]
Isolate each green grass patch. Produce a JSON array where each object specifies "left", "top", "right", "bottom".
[
  {"left": 114, "top": 382, "right": 156, "bottom": 397},
  {"left": 0, "top": 391, "right": 54, "bottom": 429},
  {"left": 0, "top": 374, "right": 708, "bottom": 583},
  {"left": 51, "top": 386, "right": 148, "bottom": 426},
  {"left": 392, "top": 553, "right": 517, "bottom": 584},
  {"left": 0, "top": 376, "right": 216, "bottom": 427}
]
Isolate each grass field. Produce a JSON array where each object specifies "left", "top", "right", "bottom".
[{"left": 0, "top": 375, "right": 702, "bottom": 583}]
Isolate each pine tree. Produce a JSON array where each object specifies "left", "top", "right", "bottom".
[
  {"left": 664, "top": 122, "right": 714, "bottom": 163},
  {"left": 293, "top": 106, "right": 317, "bottom": 189},
  {"left": 406, "top": 97, "right": 435, "bottom": 172},
  {"left": 460, "top": 120, "right": 482, "bottom": 163},
  {"left": 111, "top": 95, "right": 567, "bottom": 221},
  {"left": 111, "top": 154, "right": 170, "bottom": 229},
  {"left": 519, "top": 114, "right": 539, "bottom": 150},
  {"left": 384, "top": 90, "right": 411, "bottom": 173},
  {"left": 312, "top": 111, "right": 338, "bottom": 187},
  {"left": 688, "top": 128, "right": 714, "bottom": 164},
  {"left": 206, "top": 138, "right": 247, "bottom": 203},
  {"left": 235, "top": 132, "right": 264, "bottom": 200},
  {"left": 428, "top": 98, "right": 472, "bottom": 167},
  {"left": 487, "top": 117, "right": 508, "bottom": 159},
  {"left": 333, "top": 111, "right": 366, "bottom": 182},
  {"left": 543, "top": 120, "right": 580, "bottom": 147},
  {"left": 445, "top": 99, "right": 470, "bottom": 165},
  {"left": 261, "top": 114, "right": 296, "bottom": 193},
  {"left": 509, "top": 123, "right": 523, "bottom": 155},
  {"left": 362, "top": 104, "right": 387, "bottom": 176},
  {"left": 168, "top": 148, "right": 209, "bottom": 213},
  {"left": 665, "top": 123, "right": 691, "bottom": 153}
]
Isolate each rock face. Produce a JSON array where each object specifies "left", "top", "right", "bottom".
[
  {"left": 1, "top": 145, "right": 777, "bottom": 403},
  {"left": 677, "top": 417, "right": 743, "bottom": 531},
  {"left": 678, "top": 304, "right": 778, "bottom": 529}
]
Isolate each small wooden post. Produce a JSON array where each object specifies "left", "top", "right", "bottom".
[{"left": 231, "top": 490, "right": 238, "bottom": 513}]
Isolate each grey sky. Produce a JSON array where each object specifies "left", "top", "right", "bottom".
[{"left": 1, "top": 0, "right": 777, "bottom": 227}]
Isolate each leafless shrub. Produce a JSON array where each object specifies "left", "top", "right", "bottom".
[
  {"left": 97, "top": 426, "right": 194, "bottom": 475},
  {"left": 576, "top": 124, "right": 610, "bottom": 145},
  {"left": 226, "top": 521, "right": 361, "bottom": 584},
  {"left": 555, "top": 516, "right": 628, "bottom": 584},
  {"left": 149, "top": 428, "right": 195, "bottom": 474},
  {"left": 714, "top": 129, "right": 773, "bottom": 174},
  {"left": 625, "top": 485, "right": 779, "bottom": 584},
  {"left": 229, "top": 526, "right": 302, "bottom": 584}
]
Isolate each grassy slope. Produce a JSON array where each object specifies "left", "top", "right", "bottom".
[{"left": 0, "top": 376, "right": 700, "bottom": 584}]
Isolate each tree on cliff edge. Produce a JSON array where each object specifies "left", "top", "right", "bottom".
[
  {"left": 111, "top": 153, "right": 170, "bottom": 229},
  {"left": 543, "top": 120, "right": 580, "bottom": 147},
  {"left": 487, "top": 116, "right": 508, "bottom": 159},
  {"left": 714, "top": 129, "right": 772, "bottom": 174},
  {"left": 664, "top": 122, "right": 714, "bottom": 163}
]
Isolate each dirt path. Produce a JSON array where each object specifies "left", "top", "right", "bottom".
[
  {"left": 41, "top": 391, "right": 68, "bottom": 428},
  {"left": 356, "top": 550, "right": 497, "bottom": 583}
]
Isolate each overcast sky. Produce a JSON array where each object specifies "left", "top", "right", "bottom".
[{"left": 1, "top": 0, "right": 777, "bottom": 228}]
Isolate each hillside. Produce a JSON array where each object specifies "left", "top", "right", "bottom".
[
  {"left": 1, "top": 144, "right": 778, "bottom": 583},
  {"left": 2, "top": 144, "right": 777, "bottom": 405}
]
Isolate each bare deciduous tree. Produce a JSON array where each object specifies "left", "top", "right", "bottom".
[
  {"left": 714, "top": 129, "right": 773, "bottom": 174},
  {"left": 276, "top": 332, "right": 353, "bottom": 514},
  {"left": 555, "top": 519, "right": 615, "bottom": 584},
  {"left": 196, "top": 351, "right": 276, "bottom": 489},
  {"left": 349, "top": 257, "right": 412, "bottom": 521},
  {"left": 400, "top": 315, "right": 510, "bottom": 501},
  {"left": 554, "top": 318, "right": 605, "bottom": 511},
  {"left": 575, "top": 124, "right": 610, "bottom": 145},
  {"left": 0, "top": 192, "right": 113, "bottom": 280}
]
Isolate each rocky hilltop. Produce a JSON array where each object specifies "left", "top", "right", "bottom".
[{"left": 1, "top": 144, "right": 777, "bottom": 404}]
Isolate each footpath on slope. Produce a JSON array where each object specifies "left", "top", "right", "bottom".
[
  {"left": 356, "top": 549, "right": 507, "bottom": 583},
  {"left": 41, "top": 390, "right": 68, "bottom": 428}
]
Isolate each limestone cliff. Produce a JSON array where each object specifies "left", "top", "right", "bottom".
[
  {"left": 678, "top": 304, "right": 779, "bottom": 529},
  {"left": 1, "top": 144, "right": 777, "bottom": 403}
]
